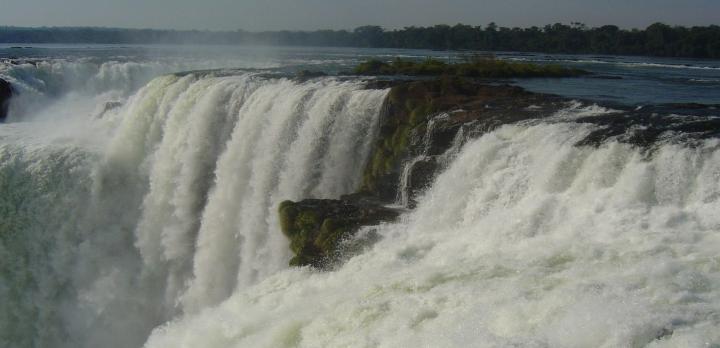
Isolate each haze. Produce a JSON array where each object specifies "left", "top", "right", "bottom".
[{"left": 1, "top": 0, "right": 718, "bottom": 31}]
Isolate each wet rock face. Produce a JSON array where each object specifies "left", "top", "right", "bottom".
[
  {"left": 278, "top": 199, "right": 400, "bottom": 269},
  {"left": 0, "top": 79, "right": 12, "bottom": 121},
  {"left": 405, "top": 156, "right": 440, "bottom": 209},
  {"left": 360, "top": 77, "right": 566, "bottom": 201}
]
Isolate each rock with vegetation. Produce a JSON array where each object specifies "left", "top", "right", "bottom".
[
  {"left": 353, "top": 57, "right": 589, "bottom": 78},
  {"left": 359, "top": 77, "right": 566, "bottom": 201},
  {"left": 278, "top": 198, "right": 400, "bottom": 268},
  {"left": 0, "top": 78, "right": 12, "bottom": 121},
  {"left": 279, "top": 77, "right": 569, "bottom": 269}
]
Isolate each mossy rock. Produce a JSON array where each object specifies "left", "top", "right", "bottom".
[
  {"left": 278, "top": 199, "right": 400, "bottom": 269},
  {"left": 352, "top": 57, "right": 588, "bottom": 78},
  {"left": 278, "top": 200, "right": 298, "bottom": 237},
  {"left": 358, "top": 77, "right": 570, "bottom": 202},
  {"left": 359, "top": 77, "right": 481, "bottom": 199}
]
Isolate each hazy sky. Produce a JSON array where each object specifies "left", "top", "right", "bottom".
[{"left": 1, "top": 0, "right": 718, "bottom": 31}]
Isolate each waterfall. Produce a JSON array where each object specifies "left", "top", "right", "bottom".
[
  {"left": 144, "top": 120, "right": 720, "bottom": 348},
  {"left": 0, "top": 58, "right": 278, "bottom": 122},
  {"left": 3, "top": 63, "right": 719, "bottom": 348},
  {"left": 0, "top": 72, "right": 388, "bottom": 348},
  {"left": 396, "top": 111, "right": 466, "bottom": 208}
]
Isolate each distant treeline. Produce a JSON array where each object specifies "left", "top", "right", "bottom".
[{"left": 2, "top": 22, "right": 720, "bottom": 58}]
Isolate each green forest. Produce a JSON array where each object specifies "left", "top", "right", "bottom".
[{"left": 2, "top": 22, "right": 719, "bottom": 58}]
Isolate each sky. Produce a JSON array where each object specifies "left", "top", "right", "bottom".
[{"left": 0, "top": 0, "right": 718, "bottom": 31}]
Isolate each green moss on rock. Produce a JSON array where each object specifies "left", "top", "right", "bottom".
[
  {"left": 360, "top": 77, "right": 478, "bottom": 199},
  {"left": 358, "top": 77, "right": 568, "bottom": 202},
  {"left": 278, "top": 199, "right": 400, "bottom": 268},
  {"left": 278, "top": 200, "right": 298, "bottom": 236},
  {"left": 353, "top": 57, "right": 589, "bottom": 78}
]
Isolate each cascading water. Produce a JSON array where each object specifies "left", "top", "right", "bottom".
[
  {"left": 0, "top": 57, "right": 279, "bottom": 122},
  {"left": 397, "top": 111, "right": 466, "bottom": 207},
  {"left": 2, "top": 51, "right": 719, "bottom": 348},
  {"left": 0, "top": 72, "right": 387, "bottom": 348},
  {"left": 144, "top": 120, "right": 720, "bottom": 348}
]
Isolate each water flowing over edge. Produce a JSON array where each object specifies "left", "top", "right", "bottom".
[
  {"left": 0, "top": 72, "right": 387, "bottom": 347},
  {"left": 1, "top": 64, "right": 719, "bottom": 348},
  {"left": 0, "top": 58, "right": 281, "bottom": 122},
  {"left": 145, "top": 112, "right": 720, "bottom": 348}
]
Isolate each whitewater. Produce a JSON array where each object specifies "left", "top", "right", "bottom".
[
  {"left": 144, "top": 121, "right": 720, "bottom": 348},
  {"left": 1, "top": 60, "right": 387, "bottom": 347},
  {"left": 1, "top": 49, "right": 720, "bottom": 348}
]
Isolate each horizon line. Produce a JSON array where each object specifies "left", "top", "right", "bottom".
[{"left": 2, "top": 21, "right": 716, "bottom": 33}]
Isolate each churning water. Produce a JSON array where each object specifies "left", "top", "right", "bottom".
[{"left": 1, "top": 46, "right": 719, "bottom": 348}]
